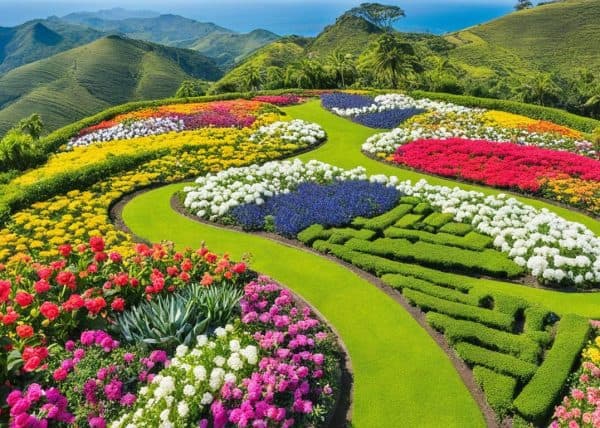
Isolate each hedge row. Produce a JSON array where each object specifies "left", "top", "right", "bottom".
[
  {"left": 394, "top": 213, "right": 423, "bottom": 229},
  {"left": 422, "top": 212, "right": 455, "bottom": 228},
  {"left": 298, "top": 224, "right": 375, "bottom": 246},
  {"left": 360, "top": 204, "right": 414, "bottom": 231},
  {"left": 403, "top": 289, "right": 514, "bottom": 331},
  {"left": 383, "top": 228, "right": 492, "bottom": 251},
  {"left": 492, "top": 294, "right": 529, "bottom": 318},
  {"left": 454, "top": 342, "right": 538, "bottom": 383},
  {"left": 513, "top": 314, "right": 591, "bottom": 425},
  {"left": 427, "top": 312, "right": 541, "bottom": 363},
  {"left": 412, "top": 90, "right": 600, "bottom": 133},
  {"left": 345, "top": 238, "right": 524, "bottom": 278},
  {"left": 382, "top": 274, "right": 482, "bottom": 306},
  {"left": 439, "top": 222, "right": 473, "bottom": 236},
  {"left": 473, "top": 366, "right": 517, "bottom": 418}
]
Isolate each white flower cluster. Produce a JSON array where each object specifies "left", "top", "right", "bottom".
[
  {"left": 183, "top": 159, "right": 370, "bottom": 220},
  {"left": 395, "top": 179, "right": 600, "bottom": 286},
  {"left": 332, "top": 93, "right": 478, "bottom": 117},
  {"left": 67, "top": 117, "right": 185, "bottom": 149},
  {"left": 111, "top": 324, "right": 259, "bottom": 428},
  {"left": 249, "top": 119, "right": 326, "bottom": 147}
]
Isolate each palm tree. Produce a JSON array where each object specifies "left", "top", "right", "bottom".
[
  {"left": 373, "top": 33, "right": 417, "bottom": 88},
  {"left": 18, "top": 113, "right": 44, "bottom": 140},
  {"left": 518, "top": 74, "right": 561, "bottom": 106},
  {"left": 242, "top": 67, "right": 264, "bottom": 91},
  {"left": 584, "top": 94, "right": 600, "bottom": 119},
  {"left": 327, "top": 50, "right": 355, "bottom": 88}
]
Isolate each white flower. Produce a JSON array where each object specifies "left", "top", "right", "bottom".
[
  {"left": 183, "top": 385, "right": 196, "bottom": 396},
  {"left": 193, "top": 365, "right": 207, "bottom": 381},
  {"left": 175, "top": 345, "right": 188, "bottom": 357},
  {"left": 177, "top": 401, "right": 189, "bottom": 418},
  {"left": 201, "top": 392, "right": 214, "bottom": 405}
]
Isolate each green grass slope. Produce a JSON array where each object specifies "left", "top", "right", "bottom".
[
  {"left": 447, "top": 0, "right": 600, "bottom": 77},
  {"left": 0, "top": 35, "right": 223, "bottom": 135},
  {"left": 189, "top": 29, "right": 280, "bottom": 69},
  {"left": 0, "top": 18, "right": 104, "bottom": 74}
]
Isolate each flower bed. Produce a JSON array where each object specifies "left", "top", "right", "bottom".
[
  {"left": 184, "top": 160, "right": 600, "bottom": 288},
  {"left": 252, "top": 95, "right": 303, "bottom": 106},
  {"left": 391, "top": 138, "right": 600, "bottom": 215},
  {"left": 249, "top": 120, "right": 326, "bottom": 148},
  {"left": 550, "top": 332, "right": 600, "bottom": 428}
]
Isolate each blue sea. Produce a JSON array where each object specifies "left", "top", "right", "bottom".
[{"left": 0, "top": 1, "right": 514, "bottom": 35}]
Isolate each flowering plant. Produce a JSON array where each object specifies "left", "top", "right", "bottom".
[
  {"left": 252, "top": 95, "right": 302, "bottom": 106},
  {"left": 6, "top": 383, "right": 74, "bottom": 427}
]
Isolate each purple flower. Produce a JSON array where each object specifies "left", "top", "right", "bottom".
[
  {"left": 89, "top": 416, "right": 107, "bottom": 428},
  {"left": 103, "top": 379, "right": 123, "bottom": 401},
  {"left": 123, "top": 352, "right": 135, "bottom": 363},
  {"left": 119, "top": 393, "right": 136, "bottom": 407}
]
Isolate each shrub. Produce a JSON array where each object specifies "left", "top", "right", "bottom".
[
  {"left": 439, "top": 222, "right": 473, "bottom": 236},
  {"left": 394, "top": 213, "right": 423, "bottom": 228},
  {"left": 361, "top": 204, "right": 414, "bottom": 230},
  {"left": 473, "top": 366, "right": 517, "bottom": 418},
  {"left": 382, "top": 274, "right": 480, "bottom": 306},
  {"left": 513, "top": 314, "right": 591, "bottom": 424},
  {"left": 413, "top": 202, "right": 432, "bottom": 215},
  {"left": 412, "top": 90, "right": 600, "bottom": 133},
  {"left": 422, "top": 212, "right": 455, "bottom": 228},
  {"left": 298, "top": 224, "right": 329, "bottom": 245},
  {"left": 403, "top": 289, "right": 514, "bottom": 331},
  {"left": 427, "top": 312, "right": 541, "bottom": 363},
  {"left": 492, "top": 294, "right": 529, "bottom": 318},
  {"left": 523, "top": 306, "right": 552, "bottom": 333},
  {"left": 454, "top": 342, "right": 537, "bottom": 382},
  {"left": 383, "top": 228, "right": 492, "bottom": 251}
]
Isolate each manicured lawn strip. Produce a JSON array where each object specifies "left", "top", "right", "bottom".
[
  {"left": 454, "top": 342, "right": 538, "bottom": 383},
  {"left": 121, "top": 184, "right": 486, "bottom": 427},
  {"left": 403, "top": 289, "right": 514, "bottom": 331},
  {"left": 427, "top": 312, "right": 541, "bottom": 363},
  {"left": 473, "top": 366, "right": 518, "bottom": 418},
  {"left": 345, "top": 237, "right": 524, "bottom": 278},
  {"left": 513, "top": 314, "right": 592, "bottom": 425}
]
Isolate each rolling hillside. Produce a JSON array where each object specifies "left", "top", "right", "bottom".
[
  {"left": 0, "top": 18, "right": 104, "bottom": 74},
  {"left": 0, "top": 35, "right": 222, "bottom": 135},
  {"left": 446, "top": 0, "right": 600, "bottom": 78}
]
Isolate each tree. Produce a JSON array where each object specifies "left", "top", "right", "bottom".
[
  {"left": 584, "top": 94, "right": 600, "bottom": 119},
  {"left": 515, "top": 0, "right": 533, "bottom": 10},
  {"left": 175, "top": 80, "right": 206, "bottom": 98},
  {"left": 372, "top": 33, "right": 418, "bottom": 88},
  {"left": 0, "top": 128, "right": 39, "bottom": 172},
  {"left": 346, "top": 3, "right": 405, "bottom": 31},
  {"left": 327, "top": 50, "right": 356, "bottom": 88},
  {"left": 516, "top": 74, "right": 561, "bottom": 106},
  {"left": 242, "top": 67, "right": 264, "bottom": 91},
  {"left": 18, "top": 113, "right": 43, "bottom": 140}
]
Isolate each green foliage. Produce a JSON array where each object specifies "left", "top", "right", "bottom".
[
  {"left": 515, "top": 0, "right": 534, "bottom": 11},
  {"left": 18, "top": 113, "right": 44, "bottom": 140},
  {"left": 0, "top": 127, "right": 43, "bottom": 173},
  {"left": 361, "top": 204, "right": 413, "bottom": 230},
  {"left": 175, "top": 80, "right": 207, "bottom": 98},
  {"left": 422, "top": 212, "right": 455, "bottom": 228},
  {"left": 393, "top": 213, "right": 423, "bottom": 228},
  {"left": 116, "top": 283, "right": 243, "bottom": 352},
  {"left": 412, "top": 90, "right": 600, "bottom": 132},
  {"left": 473, "top": 366, "right": 517, "bottom": 417},
  {"left": 454, "top": 342, "right": 538, "bottom": 382},
  {"left": 439, "top": 222, "right": 473, "bottom": 236},
  {"left": 344, "top": 2, "right": 406, "bottom": 31},
  {"left": 513, "top": 314, "right": 591, "bottom": 424},
  {"left": 382, "top": 274, "right": 482, "bottom": 306},
  {"left": 383, "top": 228, "right": 492, "bottom": 251}
]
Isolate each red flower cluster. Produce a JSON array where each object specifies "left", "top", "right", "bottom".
[
  {"left": 252, "top": 95, "right": 303, "bottom": 106},
  {"left": 393, "top": 138, "right": 600, "bottom": 193}
]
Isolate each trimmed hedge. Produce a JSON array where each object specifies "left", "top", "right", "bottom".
[
  {"left": 493, "top": 294, "right": 529, "bottom": 318},
  {"left": 473, "top": 366, "right": 517, "bottom": 418},
  {"left": 298, "top": 224, "right": 329, "bottom": 245},
  {"left": 412, "top": 90, "right": 600, "bottom": 133},
  {"left": 362, "top": 204, "right": 414, "bottom": 231},
  {"left": 328, "top": 228, "right": 376, "bottom": 244},
  {"left": 298, "top": 225, "right": 376, "bottom": 246},
  {"left": 427, "top": 312, "right": 541, "bottom": 363},
  {"left": 345, "top": 238, "right": 524, "bottom": 278},
  {"left": 454, "top": 342, "right": 538, "bottom": 382},
  {"left": 513, "top": 314, "right": 591, "bottom": 425},
  {"left": 422, "top": 212, "right": 455, "bottom": 228},
  {"left": 382, "top": 274, "right": 481, "bottom": 306},
  {"left": 394, "top": 213, "right": 423, "bottom": 228},
  {"left": 439, "top": 222, "right": 473, "bottom": 236},
  {"left": 413, "top": 202, "right": 432, "bottom": 215},
  {"left": 403, "top": 289, "right": 514, "bottom": 331},
  {"left": 383, "top": 228, "right": 492, "bottom": 251}
]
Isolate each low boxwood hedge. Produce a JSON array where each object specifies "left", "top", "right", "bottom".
[
  {"left": 513, "top": 314, "right": 591, "bottom": 425},
  {"left": 473, "top": 365, "right": 517, "bottom": 418},
  {"left": 382, "top": 274, "right": 482, "bottom": 306},
  {"left": 362, "top": 204, "right": 414, "bottom": 231},
  {"left": 439, "top": 222, "right": 473, "bottom": 236},
  {"left": 383, "top": 228, "right": 492, "bottom": 251},
  {"left": 394, "top": 213, "right": 423, "bottom": 229}
]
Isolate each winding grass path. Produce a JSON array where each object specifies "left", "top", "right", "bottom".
[{"left": 122, "top": 100, "right": 600, "bottom": 427}]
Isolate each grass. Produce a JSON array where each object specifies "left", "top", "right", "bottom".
[{"left": 122, "top": 99, "right": 600, "bottom": 425}]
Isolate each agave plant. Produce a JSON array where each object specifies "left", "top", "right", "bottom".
[{"left": 115, "top": 284, "right": 243, "bottom": 352}]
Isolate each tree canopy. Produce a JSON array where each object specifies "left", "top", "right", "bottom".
[
  {"left": 515, "top": 0, "right": 534, "bottom": 11},
  {"left": 345, "top": 3, "right": 406, "bottom": 31}
]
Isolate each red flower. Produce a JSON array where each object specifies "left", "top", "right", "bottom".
[
  {"left": 89, "top": 236, "right": 105, "bottom": 253},
  {"left": 23, "top": 356, "right": 41, "bottom": 372},
  {"left": 23, "top": 346, "right": 48, "bottom": 362},
  {"left": 0, "top": 279, "right": 11, "bottom": 303},
  {"left": 109, "top": 252, "right": 122, "bottom": 263},
  {"left": 166, "top": 266, "right": 179, "bottom": 277},
  {"left": 62, "top": 294, "right": 84, "bottom": 311},
  {"left": 16, "top": 324, "right": 34, "bottom": 338},
  {"left": 113, "top": 272, "right": 129, "bottom": 287},
  {"left": 56, "top": 271, "right": 77, "bottom": 290},
  {"left": 53, "top": 367, "right": 69, "bottom": 381},
  {"left": 204, "top": 252, "right": 217, "bottom": 263},
  {"left": 180, "top": 259, "right": 193, "bottom": 272},
  {"left": 58, "top": 244, "right": 72, "bottom": 258},
  {"left": 36, "top": 267, "right": 53, "bottom": 280},
  {"left": 2, "top": 310, "right": 18, "bottom": 325},
  {"left": 94, "top": 252, "right": 108, "bottom": 263},
  {"left": 233, "top": 263, "right": 247, "bottom": 274},
  {"left": 14, "top": 291, "right": 34, "bottom": 308},
  {"left": 85, "top": 297, "right": 106, "bottom": 315},
  {"left": 200, "top": 273, "right": 214, "bottom": 287},
  {"left": 111, "top": 297, "right": 125, "bottom": 312},
  {"left": 40, "top": 301, "right": 60, "bottom": 321},
  {"left": 34, "top": 280, "right": 51, "bottom": 294},
  {"left": 179, "top": 272, "right": 190, "bottom": 282}
]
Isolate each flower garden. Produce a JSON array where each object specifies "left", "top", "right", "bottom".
[{"left": 1, "top": 90, "right": 600, "bottom": 427}]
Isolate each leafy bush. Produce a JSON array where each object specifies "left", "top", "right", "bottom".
[
  {"left": 439, "top": 222, "right": 473, "bottom": 236},
  {"left": 393, "top": 213, "right": 423, "bottom": 228},
  {"left": 473, "top": 366, "right": 517, "bottom": 418},
  {"left": 422, "top": 212, "right": 455, "bottom": 228},
  {"left": 382, "top": 274, "right": 481, "bottom": 306},
  {"left": 0, "top": 128, "right": 44, "bottom": 173},
  {"left": 403, "top": 289, "right": 514, "bottom": 331},
  {"left": 412, "top": 90, "right": 600, "bottom": 133},
  {"left": 383, "top": 228, "right": 492, "bottom": 251},
  {"left": 361, "top": 204, "right": 414, "bottom": 230},
  {"left": 454, "top": 342, "right": 538, "bottom": 382},
  {"left": 427, "top": 312, "right": 541, "bottom": 363},
  {"left": 513, "top": 314, "right": 591, "bottom": 424}
]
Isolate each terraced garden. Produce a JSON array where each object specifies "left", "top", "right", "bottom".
[{"left": 1, "top": 92, "right": 599, "bottom": 427}]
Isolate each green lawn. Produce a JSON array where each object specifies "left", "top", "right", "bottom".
[{"left": 122, "top": 99, "right": 600, "bottom": 427}]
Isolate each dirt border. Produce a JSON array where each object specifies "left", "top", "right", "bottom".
[{"left": 111, "top": 186, "right": 502, "bottom": 428}]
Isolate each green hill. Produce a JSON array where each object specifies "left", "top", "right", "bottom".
[
  {"left": 0, "top": 35, "right": 223, "bottom": 135},
  {"left": 0, "top": 19, "right": 104, "bottom": 74},
  {"left": 189, "top": 29, "right": 280, "bottom": 69},
  {"left": 446, "top": 0, "right": 600, "bottom": 78}
]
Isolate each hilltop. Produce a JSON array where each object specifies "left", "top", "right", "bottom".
[{"left": 0, "top": 35, "right": 222, "bottom": 135}]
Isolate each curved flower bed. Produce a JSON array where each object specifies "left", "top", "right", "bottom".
[
  {"left": 183, "top": 160, "right": 600, "bottom": 288},
  {"left": 249, "top": 120, "right": 326, "bottom": 147},
  {"left": 391, "top": 138, "right": 600, "bottom": 215},
  {"left": 252, "top": 95, "right": 303, "bottom": 106}
]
